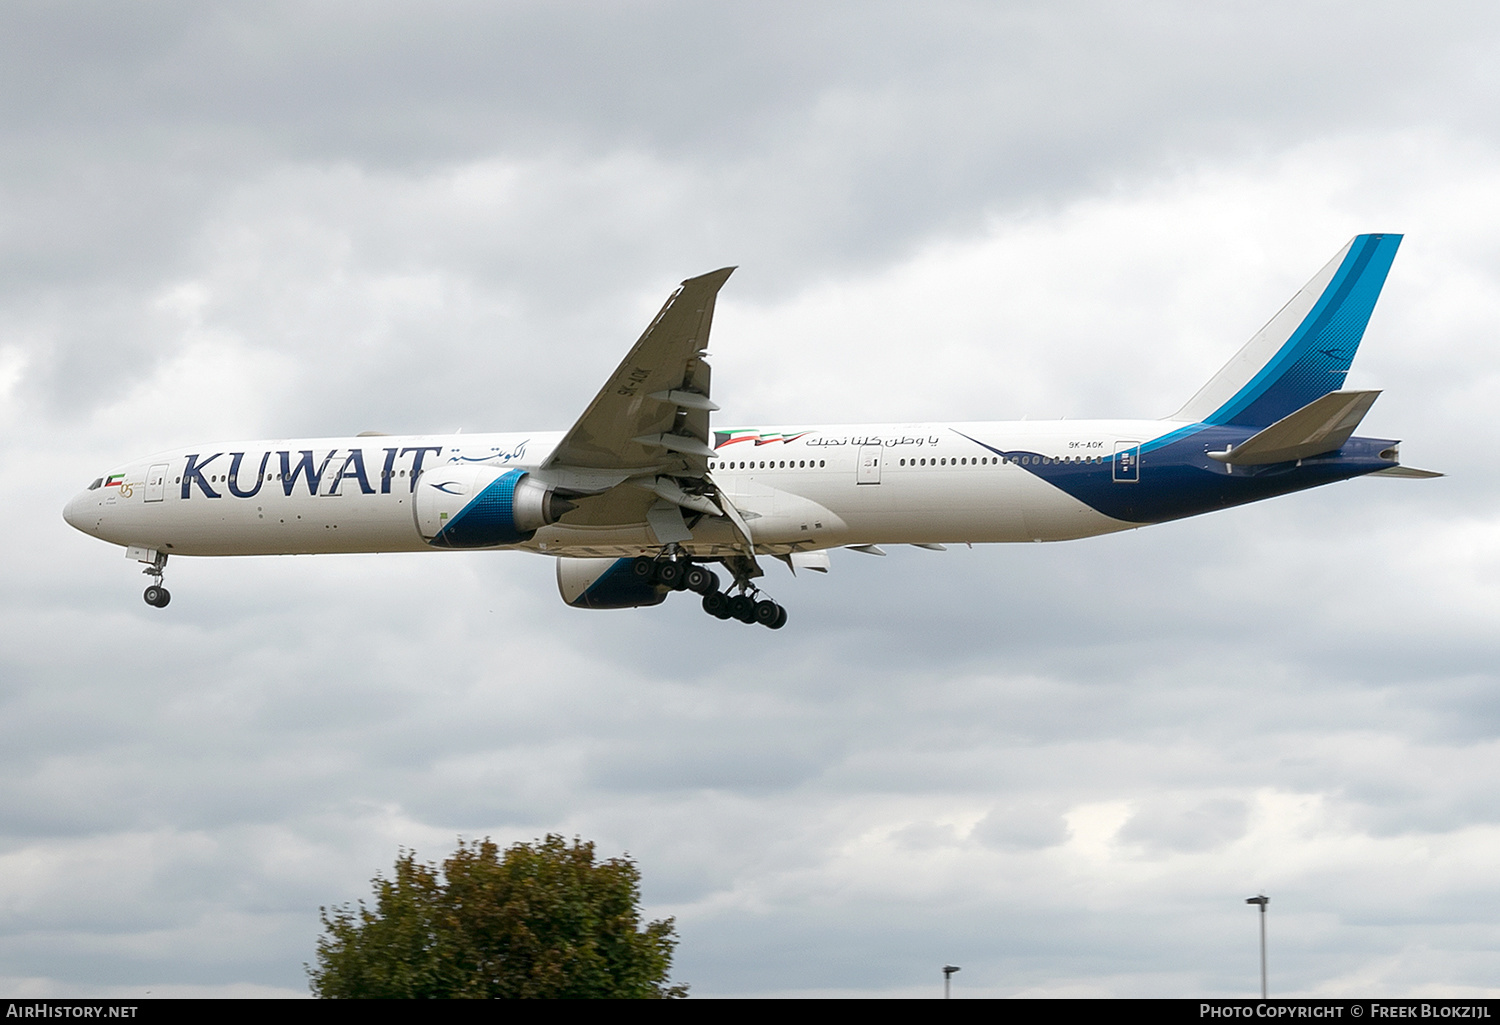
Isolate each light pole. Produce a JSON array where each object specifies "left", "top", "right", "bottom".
[
  {"left": 942, "top": 964, "right": 960, "bottom": 999},
  {"left": 1245, "top": 895, "right": 1269, "bottom": 998}
]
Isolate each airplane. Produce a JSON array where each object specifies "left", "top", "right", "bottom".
[{"left": 64, "top": 233, "right": 1438, "bottom": 628}]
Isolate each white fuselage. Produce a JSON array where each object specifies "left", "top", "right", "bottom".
[{"left": 63, "top": 420, "right": 1162, "bottom": 561}]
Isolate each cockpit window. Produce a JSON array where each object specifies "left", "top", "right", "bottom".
[{"left": 88, "top": 478, "right": 103, "bottom": 490}]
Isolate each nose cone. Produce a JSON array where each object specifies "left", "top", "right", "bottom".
[{"left": 63, "top": 490, "right": 90, "bottom": 532}]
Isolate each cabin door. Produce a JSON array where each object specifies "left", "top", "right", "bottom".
[{"left": 144, "top": 463, "right": 169, "bottom": 503}]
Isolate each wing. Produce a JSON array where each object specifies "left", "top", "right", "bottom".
[
  {"left": 537, "top": 267, "right": 757, "bottom": 562},
  {"left": 543, "top": 267, "right": 733, "bottom": 474}
]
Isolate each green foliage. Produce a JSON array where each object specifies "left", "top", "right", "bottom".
[{"left": 309, "top": 835, "right": 687, "bottom": 999}]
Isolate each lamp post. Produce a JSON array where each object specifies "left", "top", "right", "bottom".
[
  {"left": 942, "top": 964, "right": 960, "bottom": 999},
  {"left": 1245, "top": 895, "right": 1269, "bottom": 998}
]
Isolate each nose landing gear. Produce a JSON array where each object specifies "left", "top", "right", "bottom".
[{"left": 141, "top": 553, "right": 170, "bottom": 608}]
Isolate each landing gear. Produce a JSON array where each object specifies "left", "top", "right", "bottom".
[
  {"left": 754, "top": 599, "right": 788, "bottom": 629},
  {"left": 727, "top": 593, "right": 755, "bottom": 622},
  {"left": 141, "top": 552, "right": 170, "bottom": 608},
  {"left": 714, "top": 595, "right": 787, "bottom": 628},
  {"left": 635, "top": 553, "right": 787, "bottom": 629},
  {"left": 711, "top": 587, "right": 785, "bottom": 628},
  {"left": 702, "top": 590, "right": 731, "bottom": 619},
  {"left": 632, "top": 554, "right": 719, "bottom": 596},
  {"left": 683, "top": 564, "right": 716, "bottom": 594}
]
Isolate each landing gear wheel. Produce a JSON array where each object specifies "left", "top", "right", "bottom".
[
  {"left": 728, "top": 594, "right": 756, "bottom": 623},
  {"left": 684, "top": 566, "right": 717, "bottom": 594},
  {"left": 770, "top": 604, "right": 788, "bottom": 630},
  {"left": 702, "top": 591, "right": 731, "bottom": 619},
  {"left": 140, "top": 552, "right": 170, "bottom": 608},
  {"left": 631, "top": 556, "right": 657, "bottom": 582},
  {"left": 657, "top": 560, "right": 686, "bottom": 590},
  {"left": 754, "top": 599, "right": 782, "bottom": 628}
]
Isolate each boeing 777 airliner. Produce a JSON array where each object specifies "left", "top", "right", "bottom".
[{"left": 64, "top": 234, "right": 1437, "bottom": 627}]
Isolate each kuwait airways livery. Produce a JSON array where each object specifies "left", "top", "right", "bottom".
[{"left": 65, "top": 234, "right": 1437, "bottom": 628}]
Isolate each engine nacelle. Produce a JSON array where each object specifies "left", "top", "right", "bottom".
[
  {"left": 556, "top": 557, "right": 668, "bottom": 609},
  {"left": 414, "top": 464, "right": 572, "bottom": 548}
]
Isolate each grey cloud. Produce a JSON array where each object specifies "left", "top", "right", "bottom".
[
  {"left": 1118, "top": 797, "right": 1249, "bottom": 855},
  {"left": 5, "top": 0, "right": 1500, "bottom": 999},
  {"left": 973, "top": 801, "right": 1071, "bottom": 851},
  {"left": 7, "top": 2, "right": 1500, "bottom": 402}
]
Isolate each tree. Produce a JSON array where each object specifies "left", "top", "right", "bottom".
[{"left": 309, "top": 835, "right": 687, "bottom": 998}]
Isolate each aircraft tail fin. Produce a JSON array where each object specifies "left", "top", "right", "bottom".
[{"left": 1174, "top": 234, "right": 1402, "bottom": 428}]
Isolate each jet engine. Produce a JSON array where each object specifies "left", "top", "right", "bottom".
[
  {"left": 413, "top": 464, "right": 574, "bottom": 548},
  {"left": 556, "top": 556, "right": 668, "bottom": 609}
]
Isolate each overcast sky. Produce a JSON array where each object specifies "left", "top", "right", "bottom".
[{"left": 4, "top": 1, "right": 1500, "bottom": 998}]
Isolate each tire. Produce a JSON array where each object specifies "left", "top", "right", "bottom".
[
  {"left": 631, "top": 556, "right": 657, "bottom": 582},
  {"left": 657, "top": 560, "right": 686, "bottom": 590},
  {"left": 684, "top": 565, "right": 712, "bottom": 594},
  {"left": 769, "top": 604, "right": 787, "bottom": 630},
  {"left": 754, "top": 599, "right": 781, "bottom": 626},
  {"left": 143, "top": 585, "right": 164, "bottom": 607},
  {"left": 157, "top": 588, "right": 171, "bottom": 608},
  {"left": 702, "top": 591, "right": 730, "bottom": 618},
  {"left": 728, "top": 594, "right": 755, "bottom": 623}
]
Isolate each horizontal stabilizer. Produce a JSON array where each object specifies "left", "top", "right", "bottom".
[
  {"left": 1208, "top": 390, "right": 1380, "bottom": 466},
  {"left": 1371, "top": 465, "right": 1444, "bottom": 478}
]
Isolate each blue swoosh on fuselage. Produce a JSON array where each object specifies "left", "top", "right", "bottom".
[{"left": 952, "top": 428, "right": 1398, "bottom": 524}]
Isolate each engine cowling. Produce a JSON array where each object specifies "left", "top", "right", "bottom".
[
  {"left": 414, "top": 464, "right": 572, "bottom": 548},
  {"left": 556, "top": 557, "right": 668, "bottom": 609}
]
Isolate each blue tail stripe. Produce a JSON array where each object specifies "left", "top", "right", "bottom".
[{"left": 1207, "top": 233, "right": 1400, "bottom": 427}]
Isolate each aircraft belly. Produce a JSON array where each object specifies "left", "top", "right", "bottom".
[
  {"left": 736, "top": 465, "right": 1123, "bottom": 545},
  {"left": 108, "top": 482, "right": 428, "bottom": 556},
  {"left": 1015, "top": 471, "right": 1130, "bottom": 541}
]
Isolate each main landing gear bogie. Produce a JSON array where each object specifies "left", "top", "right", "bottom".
[
  {"left": 633, "top": 554, "right": 718, "bottom": 595},
  {"left": 706, "top": 591, "right": 787, "bottom": 629},
  {"left": 632, "top": 555, "right": 787, "bottom": 630}
]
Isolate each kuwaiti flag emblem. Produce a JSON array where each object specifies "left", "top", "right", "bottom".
[
  {"left": 713, "top": 429, "right": 813, "bottom": 450},
  {"left": 104, "top": 474, "right": 125, "bottom": 488}
]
